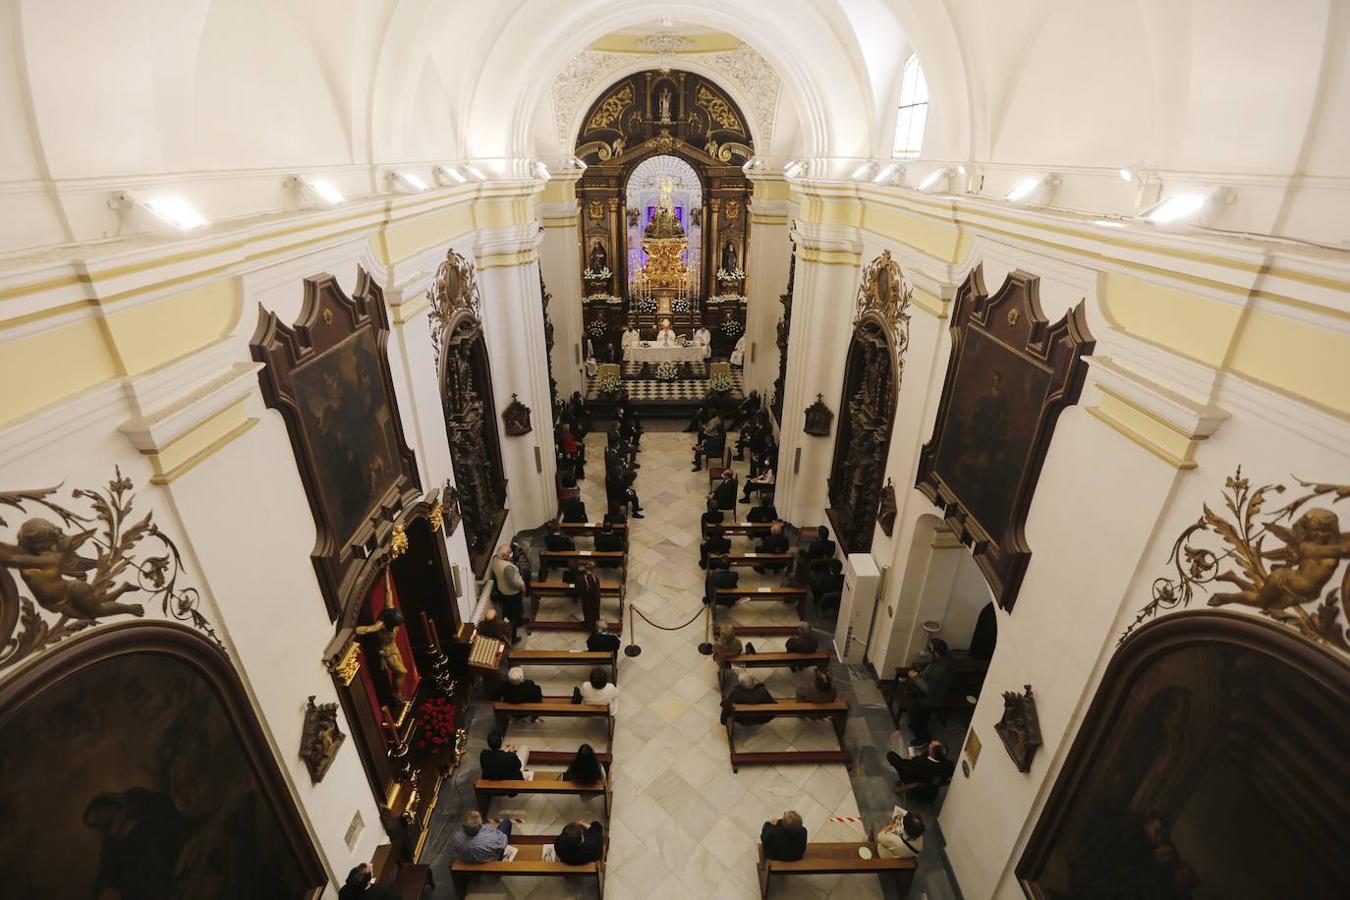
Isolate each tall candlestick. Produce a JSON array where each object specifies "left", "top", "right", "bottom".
[
  {"left": 380, "top": 706, "right": 401, "bottom": 744},
  {"left": 421, "top": 611, "right": 442, "bottom": 654}
]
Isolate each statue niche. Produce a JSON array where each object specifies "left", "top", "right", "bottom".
[
  {"left": 826, "top": 252, "right": 911, "bottom": 554},
  {"left": 428, "top": 250, "right": 508, "bottom": 574}
]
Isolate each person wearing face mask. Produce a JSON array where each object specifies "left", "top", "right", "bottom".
[{"left": 900, "top": 638, "right": 953, "bottom": 745}]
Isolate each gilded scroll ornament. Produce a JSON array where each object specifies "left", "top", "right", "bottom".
[
  {"left": 696, "top": 85, "right": 742, "bottom": 132},
  {"left": 428, "top": 499, "right": 444, "bottom": 535},
  {"left": 856, "top": 250, "right": 913, "bottom": 344},
  {"left": 329, "top": 639, "right": 362, "bottom": 685},
  {"left": 1128, "top": 469, "right": 1350, "bottom": 649},
  {"left": 0, "top": 469, "right": 221, "bottom": 672},
  {"left": 586, "top": 84, "right": 633, "bottom": 131},
  {"left": 427, "top": 249, "right": 482, "bottom": 375},
  {"left": 390, "top": 523, "right": 409, "bottom": 560}
]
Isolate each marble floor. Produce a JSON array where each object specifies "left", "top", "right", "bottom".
[{"left": 422, "top": 425, "right": 928, "bottom": 899}]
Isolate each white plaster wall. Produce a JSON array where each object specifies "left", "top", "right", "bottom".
[
  {"left": 537, "top": 213, "right": 587, "bottom": 402},
  {"left": 741, "top": 205, "right": 791, "bottom": 399}
]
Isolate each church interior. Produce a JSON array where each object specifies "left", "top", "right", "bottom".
[{"left": 0, "top": 2, "right": 1347, "bottom": 898}]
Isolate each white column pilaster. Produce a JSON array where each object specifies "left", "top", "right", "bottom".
[
  {"left": 476, "top": 224, "right": 558, "bottom": 530},
  {"left": 773, "top": 221, "right": 862, "bottom": 526},
  {"left": 743, "top": 195, "right": 791, "bottom": 398},
  {"left": 537, "top": 191, "right": 585, "bottom": 401}
]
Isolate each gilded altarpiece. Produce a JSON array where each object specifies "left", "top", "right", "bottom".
[
  {"left": 575, "top": 70, "right": 754, "bottom": 352},
  {"left": 827, "top": 251, "right": 912, "bottom": 554}
]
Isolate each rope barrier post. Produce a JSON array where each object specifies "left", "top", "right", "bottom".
[
  {"left": 623, "top": 600, "right": 641, "bottom": 658},
  {"left": 697, "top": 603, "right": 713, "bottom": 656}
]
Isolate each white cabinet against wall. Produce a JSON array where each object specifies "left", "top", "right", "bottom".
[{"left": 834, "top": 552, "right": 880, "bottom": 664}]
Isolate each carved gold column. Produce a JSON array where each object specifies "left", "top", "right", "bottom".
[
  {"left": 708, "top": 196, "right": 722, "bottom": 299},
  {"left": 608, "top": 196, "right": 621, "bottom": 296}
]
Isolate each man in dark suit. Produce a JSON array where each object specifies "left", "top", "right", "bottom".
[
  {"left": 692, "top": 415, "right": 726, "bottom": 471},
  {"left": 755, "top": 522, "right": 790, "bottom": 573},
  {"left": 784, "top": 621, "right": 819, "bottom": 670},
  {"left": 730, "top": 390, "right": 761, "bottom": 431},
  {"left": 794, "top": 525, "right": 836, "bottom": 583},
  {"left": 903, "top": 638, "right": 954, "bottom": 744},
  {"left": 705, "top": 558, "right": 739, "bottom": 607},
  {"left": 710, "top": 470, "right": 737, "bottom": 511},
  {"left": 594, "top": 517, "right": 626, "bottom": 561},
  {"left": 700, "top": 499, "right": 725, "bottom": 536},
  {"left": 498, "top": 666, "right": 544, "bottom": 709},
  {"left": 885, "top": 740, "right": 955, "bottom": 802},
  {"left": 560, "top": 494, "right": 588, "bottom": 523},
  {"left": 569, "top": 561, "right": 603, "bottom": 632},
  {"left": 700, "top": 528, "right": 731, "bottom": 570},
  {"left": 540, "top": 521, "right": 575, "bottom": 578},
  {"left": 479, "top": 729, "right": 526, "bottom": 781},
  {"left": 810, "top": 559, "right": 846, "bottom": 610},
  {"left": 746, "top": 500, "right": 778, "bottom": 523},
  {"left": 760, "top": 811, "right": 808, "bottom": 862}
]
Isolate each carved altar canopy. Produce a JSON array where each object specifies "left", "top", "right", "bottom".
[
  {"left": 915, "top": 266, "right": 1093, "bottom": 611},
  {"left": 251, "top": 269, "right": 422, "bottom": 619}
]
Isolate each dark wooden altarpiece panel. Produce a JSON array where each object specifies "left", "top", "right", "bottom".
[
  {"left": 1017, "top": 611, "right": 1350, "bottom": 899},
  {"left": 251, "top": 269, "right": 422, "bottom": 620},
  {"left": 0, "top": 622, "right": 326, "bottom": 899},
  {"left": 826, "top": 251, "right": 912, "bottom": 554},
  {"left": 916, "top": 266, "right": 1093, "bottom": 611}
]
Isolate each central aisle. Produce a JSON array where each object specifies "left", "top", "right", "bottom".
[{"left": 579, "top": 428, "right": 876, "bottom": 899}]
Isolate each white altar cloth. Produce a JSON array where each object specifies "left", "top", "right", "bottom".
[{"left": 624, "top": 342, "right": 711, "bottom": 364}]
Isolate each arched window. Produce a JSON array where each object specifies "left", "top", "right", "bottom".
[{"left": 892, "top": 54, "right": 928, "bottom": 158}]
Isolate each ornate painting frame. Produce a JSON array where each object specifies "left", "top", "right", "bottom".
[
  {"left": 252, "top": 269, "right": 422, "bottom": 620},
  {"left": 915, "top": 266, "right": 1093, "bottom": 611}
]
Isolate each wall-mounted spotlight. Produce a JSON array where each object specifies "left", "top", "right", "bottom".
[
  {"left": 1140, "top": 188, "right": 1232, "bottom": 227},
  {"left": 532, "top": 160, "right": 551, "bottom": 180},
  {"left": 286, "top": 176, "right": 345, "bottom": 206},
  {"left": 850, "top": 161, "right": 878, "bottom": 181},
  {"left": 461, "top": 164, "right": 488, "bottom": 182},
  {"left": 917, "top": 167, "right": 951, "bottom": 193},
  {"left": 783, "top": 160, "right": 806, "bottom": 179},
  {"left": 433, "top": 165, "right": 467, "bottom": 186},
  {"left": 387, "top": 170, "right": 428, "bottom": 193},
  {"left": 109, "top": 191, "right": 210, "bottom": 232},
  {"left": 1004, "top": 174, "right": 1059, "bottom": 206},
  {"left": 873, "top": 163, "right": 904, "bottom": 186}
]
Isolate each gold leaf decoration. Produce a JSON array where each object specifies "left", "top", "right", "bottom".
[
  {"left": 586, "top": 84, "right": 633, "bottom": 131},
  {"left": 696, "top": 85, "right": 742, "bottom": 132}
]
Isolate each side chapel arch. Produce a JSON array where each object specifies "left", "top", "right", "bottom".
[
  {"left": 827, "top": 251, "right": 912, "bottom": 554},
  {"left": 428, "top": 250, "right": 508, "bottom": 574}
]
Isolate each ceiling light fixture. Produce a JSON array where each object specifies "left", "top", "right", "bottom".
[
  {"left": 783, "top": 160, "right": 806, "bottom": 179},
  {"left": 851, "top": 162, "right": 877, "bottom": 181},
  {"left": 873, "top": 163, "right": 904, "bottom": 186},
  {"left": 433, "top": 165, "right": 467, "bottom": 186},
  {"left": 110, "top": 191, "right": 210, "bottom": 232},
  {"left": 387, "top": 170, "right": 428, "bottom": 193},
  {"left": 462, "top": 164, "right": 488, "bottom": 182},
  {"left": 1141, "top": 192, "right": 1212, "bottom": 226},
  {"left": 1093, "top": 218, "right": 1127, "bottom": 229},
  {"left": 1004, "top": 174, "right": 1059, "bottom": 206},
  {"left": 286, "top": 176, "right": 344, "bottom": 206},
  {"left": 917, "top": 167, "right": 951, "bottom": 192}
]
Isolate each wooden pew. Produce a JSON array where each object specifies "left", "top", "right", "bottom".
[
  {"left": 530, "top": 576, "right": 624, "bottom": 632},
  {"left": 450, "top": 833, "right": 606, "bottom": 899},
  {"left": 371, "top": 842, "right": 432, "bottom": 898},
  {"left": 527, "top": 748, "right": 613, "bottom": 767},
  {"left": 510, "top": 648, "right": 619, "bottom": 684},
  {"left": 715, "top": 624, "right": 804, "bottom": 638},
  {"left": 493, "top": 696, "right": 614, "bottom": 748},
  {"left": 726, "top": 700, "right": 850, "bottom": 772},
  {"left": 710, "top": 552, "right": 793, "bottom": 569},
  {"left": 474, "top": 771, "right": 611, "bottom": 819},
  {"left": 540, "top": 549, "right": 627, "bottom": 569},
  {"left": 715, "top": 585, "right": 807, "bottom": 604},
  {"left": 724, "top": 651, "right": 829, "bottom": 671},
  {"left": 532, "top": 576, "right": 624, "bottom": 597},
  {"left": 757, "top": 841, "right": 915, "bottom": 898},
  {"left": 559, "top": 521, "right": 629, "bottom": 535},
  {"left": 707, "top": 521, "right": 780, "bottom": 537}
]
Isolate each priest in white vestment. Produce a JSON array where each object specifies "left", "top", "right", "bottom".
[
  {"left": 730, "top": 334, "right": 746, "bottom": 367},
  {"left": 656, "top": 318, "right": 677, "bottom": 346},
  {"left": 693, "top": 325, "right": 712, "bottom": 348},
  {"left": 621, "top": 325, "right": 641, "bottom": 350}
]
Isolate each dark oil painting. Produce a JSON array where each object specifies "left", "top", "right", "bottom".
[
  {"left": 933, "top": 333, "right": 1052, "bottom": 540},
  {"left": 294, "top": 328, "right": 401, "bottom": 544},
  {"left": 1026, "top": 639, "right": 1349, "bottom": 899},
  {"left": 0, "top": 652, "right": 314, "bottom": 899}
]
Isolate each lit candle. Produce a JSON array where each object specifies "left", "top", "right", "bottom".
[{"left": 380, "top": 706, "right": 401, "bottom": 743}]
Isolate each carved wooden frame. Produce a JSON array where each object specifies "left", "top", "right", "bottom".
[
  {"left": 0, "top": 621, "right": 327, "bottom": 898},
  {"left": 252, "top": 269, "right": 422, "bottom": 620},
  {"left": 1016, "top": 610, "right": 1350, "bottom": 897},
  {"left": 915, "top": 266, "right": 1093, "bottom": 611}
]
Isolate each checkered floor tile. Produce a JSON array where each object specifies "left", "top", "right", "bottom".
[{"left": 586, "top": 361, "right": 743, "bottom": 401}]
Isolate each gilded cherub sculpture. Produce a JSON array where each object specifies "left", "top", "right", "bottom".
[
  {"left": 1210, "top": 507, "right": 1350, "bottom": 614},
  {"left": 0, "top": 517, "right": 143, "bottom": 620}
]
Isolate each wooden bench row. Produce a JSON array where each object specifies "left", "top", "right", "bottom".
[
  {"left": 710, "top": 551, "right": 793, "bottom": 568},
  {"left": 474, "top": 770, "right": 611, "bottom": 819},
  {"left": 510, "top": 648, "right": 619, "bottom": 683},
  {"left": 726, "top": 701, "right": 851, "bottom": 772},
  {"left": 758, "top": 842, "right": 915, "bottom": 898},
  {"left": 493, "top": 696, "right": 615, "bottom": 749},
  {"left": 716, "top": 585, "right": 807, "bottom": 603},
  {"left": 723, "top": 651, "right": 828, "bottom": 671},
  {"left": 450, "top": 834, "right": 606, "bottom": 899}
]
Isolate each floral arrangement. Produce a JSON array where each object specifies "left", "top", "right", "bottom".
[
  {"left": 584, "top": 292, "right": 621, "bottom": 304},
  {"left": 711, "top": 293, "right": 747, "bottom": 305},
  {"left": 654, "top": 360, "right": 679, "bottom": 381},
  {"left": 598, "top": 373, "right": 621, "bottom": 394},
  {"left": 583, "top": 266, "right": 612, "bottom": 280},
  {"left": 716, "top": 267, "right": 746, "bottom": 281},
  {"left": 708, "top": 371, "right": 735, "bottom": 393},
  {"left": 671, "top": 296, "right": 692, "bottom": 314},
  {"left": 586, "top": 319, "right": 608, "bottom": 338},
  {"left": 634, "top": 296, "right": 658, "bottom": 314},
  {"left": 414, "top": 695, "right": 456, "bottom": 756},
  {"left": 721, "top": 319, "right": 745, "bottom": 338}
]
